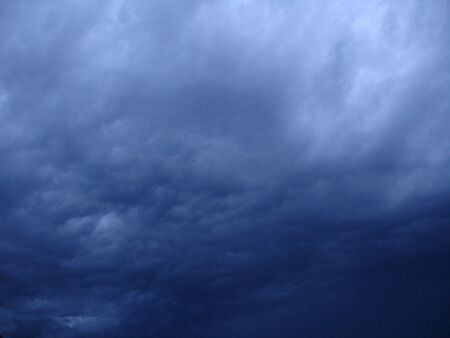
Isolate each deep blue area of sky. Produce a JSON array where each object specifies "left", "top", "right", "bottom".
[{"left": 0, "top": 1, "right": 449, "bottom": 337}]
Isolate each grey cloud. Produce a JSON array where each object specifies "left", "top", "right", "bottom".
[{"left": 0, "top": 1, "right": 449, "bottom": 337}]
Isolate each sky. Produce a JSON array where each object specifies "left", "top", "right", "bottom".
[{"left": 0, "top": 0, "right": 449, "bottom": 337}]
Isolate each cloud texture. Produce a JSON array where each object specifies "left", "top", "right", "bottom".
[{"left": 0, "top": 0, "right": 449, "bottom": 337}]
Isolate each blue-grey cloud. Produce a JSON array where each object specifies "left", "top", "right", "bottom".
[{"left": 0, "top": 1, "right": 449, "bottom": 337}]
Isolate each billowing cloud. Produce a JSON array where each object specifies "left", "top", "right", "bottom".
[{"left": 0, "top": 1, "right": 449, "bottom": 337}]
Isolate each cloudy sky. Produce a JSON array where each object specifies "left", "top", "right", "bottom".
[{"left": 0, "top": 1, "right": 449, "bottom": 337}]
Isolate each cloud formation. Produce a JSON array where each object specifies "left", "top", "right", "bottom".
[{"left": 0, "top": 1, "right": 449, "bottom": 337}]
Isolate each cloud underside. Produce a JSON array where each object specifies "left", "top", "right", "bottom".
[{"left": 0, "top": 1, "right": 449, "bottom": 337}]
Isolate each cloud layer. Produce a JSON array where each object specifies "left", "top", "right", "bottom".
[{"left": 0, "top": 1, "right": 449, "bottom": 337}]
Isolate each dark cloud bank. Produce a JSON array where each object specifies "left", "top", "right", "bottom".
[{"left": 0, "top": 1, "right": 449, "bottom": 337}]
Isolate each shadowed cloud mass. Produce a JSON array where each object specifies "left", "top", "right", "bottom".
[{"left": 0, "top": 0, "right": 449, "bottom": 337}]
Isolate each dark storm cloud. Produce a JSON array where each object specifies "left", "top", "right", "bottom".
[{"left": 1, "top": 0, "right": 449, "bottom": 337}]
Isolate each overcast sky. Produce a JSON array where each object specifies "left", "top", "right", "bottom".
[{"left": 0, "top": 1, "right": 449, "bottom": 337}]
